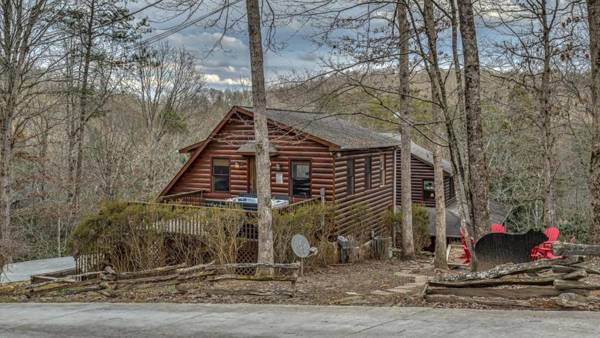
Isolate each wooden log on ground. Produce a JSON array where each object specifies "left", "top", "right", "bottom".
[
  {"left": 435, "top": 256, "right": 582, "bottom": 282},
  {"left": 28, "top": 279, "right": 99, "bottom": 295},
  {"left": 26, "top": 277, "right": 77, "bottom": 289},
  {"left": 205, "top": 262, "right": 300, "bottom": 270},
  {"left": 554, "top": 279, "right": 600, "bottom": 290},
  {"left": 553, "top": 264, "right": 600, "bottom": 275},
  {"left": 176, "top": 270, "right": 216, "bottom": 282},
  {"left": 59, "top": 284, "right": 105, "bottom": 296},
  {"left": 122, "top": 279, "right": 182, "bottom": 291},
  {"left": 429, "top": 275, "right": 561, "bottom": 288},
  {"left": 28, "top": 270, "right": 103, "bottom": 288},
  {"left": 553, "top": 242, "right": 600, "bottom": 256},
  {"left": 425, "top": 294, "right": 540, "bottom": 308},
  {"left": 107, "top": 263, "right": 187, "bottom": 280},
  {"left": 572, "top": 264, "right": 600, "bottom": 275},
  {"left": 115, "top": 273, "right": 179, "bottom": 285},
  {"left": 176, "top": 261, "right": 215, "bottom": 275},
  {"left": 562, "top": 270, "right": 587, "bottom": 281},
  {"left": 426, "top": 286, "right": 562, "bottom": 299},
  {"left": 30, "top": 275, "right": 62, "bottom": 283},
  {"left": 206, "top": 274, "right": 297, "bottom": 283},
  {"left": 551, "top": 265, "right": 578, "bottom": 274}
]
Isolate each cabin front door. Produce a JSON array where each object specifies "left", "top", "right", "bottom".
[{"left": 247, "top": 157, "right": 257, "bottom": 194}]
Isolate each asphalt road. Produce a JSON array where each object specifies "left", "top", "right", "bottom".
[{"left": 0, "top": 303, "right": 599, "bottom": 338}]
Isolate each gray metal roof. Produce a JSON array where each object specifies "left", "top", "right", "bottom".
[
  {"left": 242, "top": 107, "right": 401, "bottom": 150},
  {"left": 379, "top": 133, "right": 454, "bottom": 174}
]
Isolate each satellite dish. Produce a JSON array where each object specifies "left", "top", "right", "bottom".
[{"left": 291, "top": 234, "right": 311, "bottom": 258}]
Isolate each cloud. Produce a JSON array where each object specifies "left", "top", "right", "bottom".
[
  {"left": 476, "top": 0, "right": 522, "bottom": 20},
  {"left": 204, "top": 73, "right": 249, "bottom": 87},
  {"left": 135, "top": 4, "right": 333, "bottom": 89}
]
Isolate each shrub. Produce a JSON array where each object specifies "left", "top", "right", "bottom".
[
  {"left": 272, "top": 202, "right": 334, "bottom": 265},
  {"left": 69, "top": 200, "right": 336, "bottom": 272},
  {"left": 68, "top": 201, "right": 251, "bottom": 271},
  {"left": 385, "top": 203, "right": 430, "bottom": 252}
]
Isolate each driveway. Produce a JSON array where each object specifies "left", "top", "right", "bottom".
[
  {"left": 1, "top": 257, "right": 75, "bottom": 283},
  {"left": 0, "top": 303, "right": 598, "bottom": 337}
]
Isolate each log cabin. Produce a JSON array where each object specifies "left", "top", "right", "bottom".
[
  {"left": 158, "top": 106, "right": 399, "bottom": 238},
  {"left": 158, "top": 106, "right": 509, "bottom": 242}
]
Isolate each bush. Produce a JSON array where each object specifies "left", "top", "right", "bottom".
[
  {"left": 69, "top": 200, "right": 336, "bottom": 272},
  {"left": 68, "top": 201, "right": 252, "bottom": 271},
  {"left": 272, "top": 202, "right": 334, "bottom": 265},
  {"left": 385, "top": 203, "right": 430, "bottom": 251}
]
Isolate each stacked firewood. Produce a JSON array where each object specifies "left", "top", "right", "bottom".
[
  {"left": 426, "top": 256, "right": 600, "bottom": 309},
  {"left": 0, "top": 262, "right": 300, "bottom": 299}
]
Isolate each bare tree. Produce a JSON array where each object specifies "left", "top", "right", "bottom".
[
  {"left": 0, "top": 0, "right": 62, "bottom": 266},
  {"left": 446, "top": 0, "right": 473, "bottom": 254},
  {"left": 60, "top": 0, "right": 141, "bottom": 226},
  {"left": 133, "top": 43, "right": 204, "bottom": 194},
  {"left": 589, "top": 0, "right": 600, "bottom": 243},
  {"left": 397, "top": 0, "right": 415, "bottom": 259},
  {"left": 456, "top": 0, "right": 490, "bottom": 247},
  {"left": 246, "top": 0, "right": 275, "bottom": 271},
  {"left": 484, "top": 0, "right": 578, "bottom": 228},
  {"left": 421, "top": 0, "right": 447, "bottom": 269}
]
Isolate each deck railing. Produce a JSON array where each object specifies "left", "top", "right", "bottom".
[
  {"left": 157, "top": 190, "right": 206, "bottom": 206},
  {"left": 158, "top": 189, "right": 325, "bottom": 213}
]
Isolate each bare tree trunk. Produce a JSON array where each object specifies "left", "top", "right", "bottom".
[
  {"left": 540, "top": 2, "right": 556, "bottom": 227},
  {"left": 70, "top": 0, "right": 96, "bottom": 225},
  {"left": 448, "top": 0, "right": 473, "bottom": 246},
  {"left": 246, "top": 0, "right": 274, "bottom": 271},
  {"left": 397, "top": 0, "right": 414, "bottom": 259},
  {"left": 589, "top": 0, "right": 600, "bottom": 244},
  {"left": 433, "top": 147, "right": 447, "bottom": 269},
  {"left": 456, "top": 0, "right": 490, "bottom": 247},
  {"left": 541, "top": 93, "right": 556, "bottom": 227},
  {"left": 423, "top": 0, "right": 447, "bottom": 269},
  {"left": 0, "top": 114, "right": 12, "bottom": 244}
]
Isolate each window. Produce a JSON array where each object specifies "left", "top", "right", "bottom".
[
  {"left": 364, "top": 157, "right": 372, "bottom": 190},
  {"left": 380, "top": 154, "right": 386, "bottom": 186},
  {"left": 212, "top": 158, "right": 230, "bottom": 192},
  {"left": 423, "top": 179, "right": 435, "bottom": 200},
  {"left": 291, "top": 161, "right": 311, "bottom": 197},
  {"left": 347, "top": 159, "right": 355, "bottom": 195}
]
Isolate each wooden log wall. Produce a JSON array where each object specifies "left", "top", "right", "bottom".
[
  {"left": 167, "top": 111, "right": 335, "bottom": 202},
  {"left": 333, "top": 148, "right": 395, "bottom": 237},
  {"left": 395, "top": 151, "right": 456, "bottom": 208}
]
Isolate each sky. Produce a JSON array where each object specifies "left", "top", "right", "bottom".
[
  {"left": 133, "top": 1, "right": 331, "bottom": 90},
  {"left": 129, "top": 0, "right": 568, "bottom": 90}
]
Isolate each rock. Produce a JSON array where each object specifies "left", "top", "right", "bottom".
[{"left": 556, "top": 293, "right": 589, "bottom": 309}]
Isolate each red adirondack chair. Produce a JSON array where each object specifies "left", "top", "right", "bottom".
[{"left": 531, "top": 227, "right": 561, "bottom": 260}]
